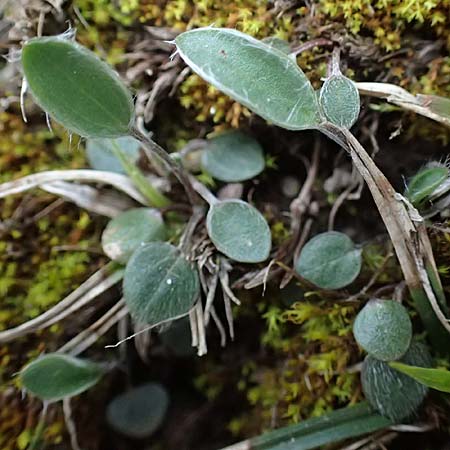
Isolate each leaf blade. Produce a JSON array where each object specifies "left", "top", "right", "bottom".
[
  {"left": 175, "top": 28, "right": 321, "bottom": 130},
  {"left": 389, "top": 361, "right": 450, "bottom": 393},
  {"left": 22, "top": 37, "right": 134, "bottom": 138},
  {"left": 20, "top": 354, "right": 103, "bottom": 402}
]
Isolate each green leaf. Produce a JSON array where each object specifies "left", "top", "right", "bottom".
[
  {"left": 295, "top": 231, "right": 362, "bottom": 289},
  {"left": 22, "top": 36, "right": 134, "bottom": 138},
  {"left": 420, "top": 94, "right": 450, "bottom": 120},
  {"left": 228, "top": 402, "right": 391, "bottom": 450},
  {"left": 201, "top": 131, "right": 265, "bottom": 182},
  {"left": 123, "top": 242, "right": 200, "bottom": 325},
  {"left": 86, "top": 137, "right": 140, "bottom": 174},
  {"left": 319, "top": 75, "right": 360, "bottom": 128},
  {"left": 207, "top": 199, "right": 271, "bottom": 263},
  {"left": 353, "top": 299, "right": 412, "bottom": 361},
  {"left": 175, "top": 28, "right": 321, "bottom": 130},
  {"left": 405, "top": 165, "right": 448, "bottom": 207},
  {"left": 101, "top": 208, "right": 166, "bottom": 264},
  {"left": 389, "top": 362, "right": 450, "bottom": 393},
  {"left": 106, "top": 383, "right": 169, "bottom": 439},
  {"left": 20, "top": 353, "right": 103, "bottom": 402},
  {"left": 362, "top": 342, "right": 432, "bottom": 421}
]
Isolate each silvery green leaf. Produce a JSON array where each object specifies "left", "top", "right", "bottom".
[
  {"left": 159, "top": 317, "right": 194, "bottom": 357},
  {"left": 295, "top": 231, "right": 362, "bottom": 289},
  {"left": 353, "top": 299, "right": 412, "bottom": 361},
  {"left": 22, "top": 37, "right": 134, "bottom": 137},
  {"left": 123, "top": 242, "right": 200, "bottom": 325},
  {"left": 101, "top": 208, "right": 166, "bottom": 264},
  {"left": 362, "top": 342, "right": 431, "bottom": 421},
  {"left": 106, "top": 383, "right": 169, "bottom": 439},
  {"left": 201, "top": 131, "right": 265, "bottom": 182},
  {"left": 319, "top": 75, "right": 360, "bottom": 128},
  {"left": 20, "top": 353, "right": 103, "bottom": 402},
  {"left": 86, "top": 137, "right": 140, "bottom": 174},
  {"left": 175, "top": 28, "right": 321, "bottom": 130},
  {"left": 207, "top": 199, "right": 271, "bottom": 263}
]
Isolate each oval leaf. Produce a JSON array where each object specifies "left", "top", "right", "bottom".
[
  {"left": 295, "top": 231, "right": 362, "bottom": 289},
  {"left": 22, "top": 37, "right": 134, "bottom": 138},
  {"left": 86, "top": 137, "right": 140, "bottom": 174},
  {"left": 102, "top": 208, "right": 166, "bottom": 264},
  {"left": 201, "top": 131, "right": 265, "bottom": 182},
  {"left": 160, "top": 317, "right": 194, "bottom": 357},
  {"left": 362, "top": 342, "right": 431, "bottom": 421},
  {"left": 106, "top": 383, "right": 169, "bottom": 438},
  {"left": 20, "top": 353, "right": 103, "bottom": 402},
  {"left": 207, "top": 199, "right": 271, "bottom": 263},
  {"left": 353, "top": 299, "right": 412, "bottom": 361},
  {"left": 175, "top": 28, "right": 321, "bottom": 130},
  {"left": 406, "top": 165, "right": 448, "bottom": 207},
  {"left": 319, "top": 75, "right": 360, "bottom": 128},
  {"left": 123, "top": 242, "right": 200, "bottom": 325},
  {"left": 389, "top": 362, "right": 450, "bottom": 393}
]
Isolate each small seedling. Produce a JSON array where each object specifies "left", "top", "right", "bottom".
[
  {"left": 123, "top": 242, "right": 200, "bottom": 325},
  {"left": 201, "top": 130, "right": 265, "bottom": 182},
  {"left": 20, "top": 353, "right": 104, "bottom": 402},
  {"left": 206, "top": 199, "right": 271, "bottom": 263},
  {"left": 353, "top": 299, "right": 412, "bottom": 361},
  {"left": 361, "top": 342, "right": 431, "bottom": 421},
  {"left": 295, "top": 231, "right": 362, "bottom": 289},
  {"left": 106, "top": 383, "right": 169, "bottom": 439},
  {"left": 101, "top": 208, "right": 166, "bottom": 264},
  {"left": 86, "top": 136, "right": 141, "bottom": 174}
]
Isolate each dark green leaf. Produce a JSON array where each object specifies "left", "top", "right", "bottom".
[
  {"left": 389, "top": 362, "right": 450, "bottom": 393},
  {"left": 86, "top": 137, "right": 140, "bottom": 174},
  {"left": 20, "top": 353, "right": 103, "bottom": 402},
  {"left": 295, "top": 231, "right": 362, "bottom": 289},
  {"left": 362, "top": 342, "right": 432, "bottom": 421},
  {"left": 201, "top": 131, "right": 265, "bottom": 182},
  {"left": 175, "top": 28, "right": 321, "bottom": 130},
  {"left": 22, "top": 37, "right": 134, "bottom": 137},
  {"left": 353, "top": 299, "right": 412, "bottom": 361},
  {"left": 106, "top": 383, "right": 169, "bottom": 438},
  {"left": 101, "top": 208, "right": 166, "bottom": 264},
  {"left": 207, "top": 200, "right": 271, "bottom": 263},
  {"left": 123, "top": 242, "right": 200, "bottom": 325}
]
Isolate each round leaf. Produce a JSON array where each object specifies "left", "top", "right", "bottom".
[
  {"left": 362, "top": 342, "right": 431, "bottom": 421},
  {"left": 106, "top": 383, "right": 169, "bottom": 439},
  {"left": 123, "top": 242, "right": 200, "bottom": 325},
  {"left": 20, "top": 354, "right": 103, "bottom": 402},
  {"left": 319, "top": 75, "right": 360, "bottom": 128},
  {"left": 406, "top": 166, "right": 448, "bottom": 207},
  {"left": 86, "top": 137, "right": 140, "bottom": 174},
  {"left": 201, "top": 131, "right": 265, "bottom": 182},
  {"left": 207, "top": 200, "right": 271, "bottom": 263},
  {"left": 175, "top": 28, "right": 321, "bottom": 131},
  {"left": 353, "top": 299, "right": 412, "bottom": 361},
  {"left": 22, "top": 37, "right": 134, "bottom": 138},
  {"left": 102, "top": 208, "right": 166, "bottom": 264},
  {"left": 295, "top": 231, "right": 362, "bottom": 289}
]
